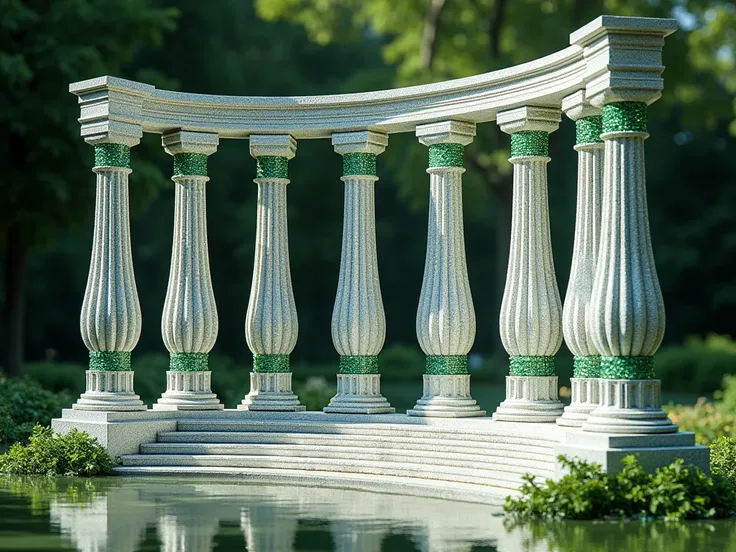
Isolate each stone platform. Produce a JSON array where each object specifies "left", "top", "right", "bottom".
[{"left": 52, "top": 409, "right": 708, "bottom": 500}]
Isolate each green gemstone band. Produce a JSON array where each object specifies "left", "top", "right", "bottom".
[
  {"left": 600, "top": 356, "right": 654, "bottom": 379},
  {"left": 255, "top": 156, "right": 289, "bottom": 179},
  {"left": 339, "top": 355, "right": 379, "bottom": 374},
  {"left": 173, "top": 153, "right": 208, "bottom": 177},
  {"left": 573, "top": 355, "right": 601, "bottom": 378},
  {"left": 169, "top": 352, "right": 208, "bottom": 371},
  {"left": 602, "top": 102, "right": 647, "bottom": 134},
  {"left": 428, "top": 143, "right": 464, "bottom": 168},
  {"left": 576, "top": 116, "right": 603, "bottom": 145},
  {"left": 425, "top": 355, "right": 468, "bottom": 375},
  {"left": 510, "top": 131, "right": 549, "bottom": 157},
  {"left": 88, "top": 351, "right": 131, "bottom": 371},
  {"left": 94, "top": 144, "right": 131, "bottom": 169},
  {"left": 253, "top": 353, "right": 290, "bottom": 373},
  {"left": 343, "top": 153, "right": 377, "bottom": 176},
  {"left": 509, "top": 355, "right": 555, "bottom": 376}
]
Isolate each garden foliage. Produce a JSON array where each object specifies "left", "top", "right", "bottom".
[{"left": 0, "top": 377, "right": 71, "bottom": 444}]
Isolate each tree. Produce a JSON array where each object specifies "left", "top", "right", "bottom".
[{"left": 0, "top": 0, "right": 177, "bottom": 376}]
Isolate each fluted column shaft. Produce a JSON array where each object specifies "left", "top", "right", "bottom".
[
  {"left": 75, "top": 141, "right": 145, "bottom": 411},
  {"left": 583, "top": 102, "right": 675, "bottom": 433},
  {"left": 408, "top": 121, "right": 484, "bottom": 418},
  {"left": 325, "top": 131, "right": 394, "bottom": 414},
  {"left": 240, "top": 134, "right": 304, "bottom": 411},
  {"left": 493, "top": 106, "right": 564, "bottom": 422},
  {"left": 155, "top": 131, "right": 223, "bottom": 411}
]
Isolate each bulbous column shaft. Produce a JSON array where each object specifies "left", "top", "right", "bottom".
[
  {"left": 156, "top": 131, "right": 223, "bottom": 411},
  {"left": 408, "top": 121, "right": 484, "bottom": 418},
  {"left": 325, "top": 131, "right": 394, "bottom": 414},
  {"left": 583, "top": 102, "right": 675, "bottom": 434},
  {"left": 493, "top": 106, "right": 564, "bottom": 422},
  {"left": 75, "top": 142, "right": 146, "bottom": 411},
  {"left": 558, "top": 96, "right": 604, "bottom": 428},
  {"left": 241, "top": 135, "right": 304, "bottom": 411}
]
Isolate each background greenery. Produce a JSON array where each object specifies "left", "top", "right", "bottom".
[{"left": 1, "top": 0, "right": 735, "bottom": 400}]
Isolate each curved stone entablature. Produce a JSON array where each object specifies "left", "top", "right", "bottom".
[{"left": 70, "top": 16, "right": 676, "bottom": 142}]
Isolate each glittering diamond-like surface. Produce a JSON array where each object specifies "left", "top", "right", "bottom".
[
  {"left": 94, "top": 144, "right": 131, "bottom": 168},
  {"left": 170, "top": 352, "right": 209, "bottom": 371},
  {"left": 576, "top": 116, "right": 603, "bottom": 145},
  {"left": 509, "top": 355, "right": 555, "bottom": 376},
  {"left": 602, "top": 102, "right": 647, "bottom": 133},
  {"left": 343, "top": 152, "right": 377, "bottom": 176},
  {"left": 339, "top": 355, "right": 379, "bottom": 374},
  {"left": 88, "top": 351, "right": 131, "bottom": 371},
  {"left": 510, "top": 131, "right": 548, "bottom": 157},
  {"left": 173, "top": 153, "right": 208, "bottom": 177},
  {"left": 253, "top": 353, "right": 290, "bottom": 373},
  {"left": 428, "top": 143, "right": 464, "bottom": 168},
  {"left": 425, "top": 355, "right": 468, "bottom": 375},
  {"left": 600, "top": 356, "right": 654, "bottom": 379},
  {"left": 573, "top": 355, "right": 601, "bottom": 378},
  {"left": 256, "top": 156, "right": 289, "bottom": 179}
]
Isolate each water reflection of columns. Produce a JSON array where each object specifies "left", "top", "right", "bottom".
[
  {"left": 240, "top": 505, "right": 298, "bottom": 551},
  {"left": 330, "top": 521, "right": 385, "bottom": 552},
  {"left": 157, "top": 513, "right": 220, "bottom": 552}
]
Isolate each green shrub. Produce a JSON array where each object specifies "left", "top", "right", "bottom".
[
  {"left": 0, "top": 425, "right": 116, "bottom": 476},
  {"left": 23, "top": 362, "right": 87, "bottom": 396},
  {"left": 666, "top": 398, "right": 735, "bottom": 445},
  {"left": 504, "top": 455, "right": 736, "bottom": 521},
  {"left": 294, "top": 377, "right": 335, "bottom": 411},
  {"left": 714, "top": 374, "right": 736, "bottom": 416},
  {"left": 656, "top": 334, "right": 736, "bottom": 394},
  {"left": 0, "top": 377, "right": 72, "bottom": 444},
  {"left": 711, "top": 435, "right": 736, "bottom": 490}
]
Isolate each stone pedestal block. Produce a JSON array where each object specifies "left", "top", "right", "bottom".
[
  {"left": 154, "top": 371, "right": 223, "bottom": 411},
  {"left": 407, "top": 375, "right": 485, "bottom": 418},
  {"left": 239, "top": 372, "right": 305, "bottom": 412},
  {"left": 493, "top": 376, "right": 563, "bottom": 422},
  {"left": 324, "top": 374, "right": 395, "bottom": 414},
  {"left": 556, "top": 377, "right": 599, "bottom": 427},
  {"left": 73, "top": 371, "right": 146, "bottom": 412}
]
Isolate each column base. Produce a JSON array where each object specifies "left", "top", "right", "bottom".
[
  {"left": 407, "top": 375, "right": 485, "bottom": 418},
  {"left": 72, "top": 371, "right": 147, "bottom": 412},
  {"left": 238, "top": 372, "right": 305, "bottom": 412},
  {"left": 323, "top": 374, "right": 395, "bottom": 414},
  {"left": 583, "top": 379, "right": 677, "bottom": 434},
  {"left": 153, "top": 371, "right": 223, "bottom": 411},
  {"left": 492, "top": 376, "right": 563, "bottom": 422},
  {"left": 556, "top": 377, "right": 599, "bottom": 427}
]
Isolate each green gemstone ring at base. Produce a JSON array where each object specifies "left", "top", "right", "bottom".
[
  {"left": 88, "top": 351, "right": 131, "bottom": 371},
  {"left": 339, "top": 355, "right": 379, "bottom": 374},
  {"left": 509, "top": 355, "right": 555, "bottom": 376},
  {"left": 600, "top": 356, "right": 654, "bottom": 379},
  {"left": 253, "top": 353, "right": 290, "bottom": 373},
  {"left": 170, "top": 352, "right": 209, "bottom": 371},
  {"left": 425, "top": 355, "right": 468, "bottom": 375},
  {"left": 573, "top": 355, "right": 601, "bottom": 378}
]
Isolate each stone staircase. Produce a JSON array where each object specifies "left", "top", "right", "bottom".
[{"left": 114, "top": 415, "right": 563, "bottom": 500}]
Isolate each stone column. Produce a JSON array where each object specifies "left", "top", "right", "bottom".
[
  {"left": 74, "top": 126, "right": 146, "bottom": 411},
  {"left": 240, "top": 135, "right": 305, "bottom": 411},
  {"left": 408, "top": 121, "right": 484, "bottom": 418},
  {"left": 493, "top": 107, "right": 564, "bottom": 422},
  {"left": 582, "top": 101, "right": 676, "bottom": 434},
  {"left": 557, "top": 92, "right": 604, "bottom": 427},
  {"left": 155, "top": 131, "right": 223, "bottom": 411},
  {"left": 324, "top": 131, "right": 394, "bottom": 414}
]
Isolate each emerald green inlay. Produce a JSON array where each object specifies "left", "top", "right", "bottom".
[
  {"left": 343, "top": 153, "right": 377, "bottom": 176},
  {"left": 602, "top": 102, "right": 647, "bottom": 134},
  {"left": 510, "top": 131, "right": 549, "bottom": 157},
  {"left": 428, "top": 143, "right": 464, "bottom": 168},
  {"left": 253, "top": 353, "right": 290, "bottom": 373},
  {"left": 173, "top": 153, "right": 208, "bottom": 177},
  {"left": 170, "top": 352, "right": 208, "bottom": 371},
  {"left": 256, "top": 156, "right": 289, "bottom": 179},
  {"left": 88, "top": 351, "right": 131, "bottom": 371},
  {"left": 509, "top": 355, "right": 555, "bottom": 376},
  {"left": 425, "top": 355, "right": 468, "bottom": 375},
  {"left": 339, "top": 355, "right": 379, "bottom": 374},
  {"left": 600, "top": 356, "right": 654, "bottom": 379},
  {"left": 94, "top": 144, "right": 130, "bottom": 169},
  {"left": 576, "top": 116, "right": 603, "bottom": 145},
  {"left": 573, "top": 355, "right": 601, "bottom": 378}
]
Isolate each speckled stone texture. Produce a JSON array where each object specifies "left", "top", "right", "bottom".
[
  {"left": 492, "top": 377, "right": 564, "bottom": 422},
  {"left": 73, "top": 371, "right": 146, "bottom": 411},
  {"left": 407, "top": 375, "right": 485, "bottom": 418},
  {"left": 239, "top": 372, "right": 305, "bottom": 412},
  {"left": 324, "top": 374, "right": 395, "bottom": 414}
]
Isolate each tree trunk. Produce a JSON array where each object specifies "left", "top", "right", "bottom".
[{"left": 3, "top": 225, "right": 27, "bottom": 377}]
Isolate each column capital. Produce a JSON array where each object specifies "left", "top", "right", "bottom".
[
  {"left": 162, "top": 131, "right": 219, "bottom": 156},
  {"left": 84, "top": 121, "right": 143, "bottom": 148},
  {"left": 497, "top": 106, "right": 561, "bottom": 135},
  {"left": 570, "top": 15, "right": 677, "bottom": 107},
  {"left": 416, "top": 121, "right": 475, "bottom": 146},
  {"left": 249, "top": 134, "right": 296, "bottom": 159},
  {"left": 332, "top": 130, "right": 388, "bottom": 156},
  {"left": 561, "top": 90, "right": 601, "bottom": 121}
]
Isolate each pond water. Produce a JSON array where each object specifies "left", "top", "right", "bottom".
[{"left": 1, "top": 477, "right": 735, "bottom": 552}]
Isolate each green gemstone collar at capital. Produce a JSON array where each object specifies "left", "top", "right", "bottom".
[
  {"left": 94, "top": 144, "right": 131, "bottom": 169},
  {"left": 426, "top": 355, "right": 468, "bottom": 375},
  {"left": 256, "top": 156, "right": 289, "bottom": 179},
  {"left": 510, "top": 131, "right": 549, "bottom": 157},
  {"left": 173, "top": 153, "right": 208, "bottom": 177},
  {"left": 339, "top": 355, "right": 379, "bottom": 374},
  {"left": 428, "top": 143, "right": 464, "bottom": 168},
  {"left": 600, "top": 356, "right": 654, "bottom": 379},
  {"left": 170, "top": 352, "right": 209, "bottom": 371},
  {"left": 343, "top": 152, "right": 377, "bottom": 176},
  {"left": 88, "top": 351, "right": 131, "bottom": 371},
  {"left": 509, "top": 355, "right": 555, "bottom": 376},
  {"left": 602, "top": 102, "right": 647, "bottom": 134},
  {"left": 576, "top": 116, "right": 603, "bottom": 145},
  {"left": 253, "top": 353, "right": 290, "bottom": 373}
]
